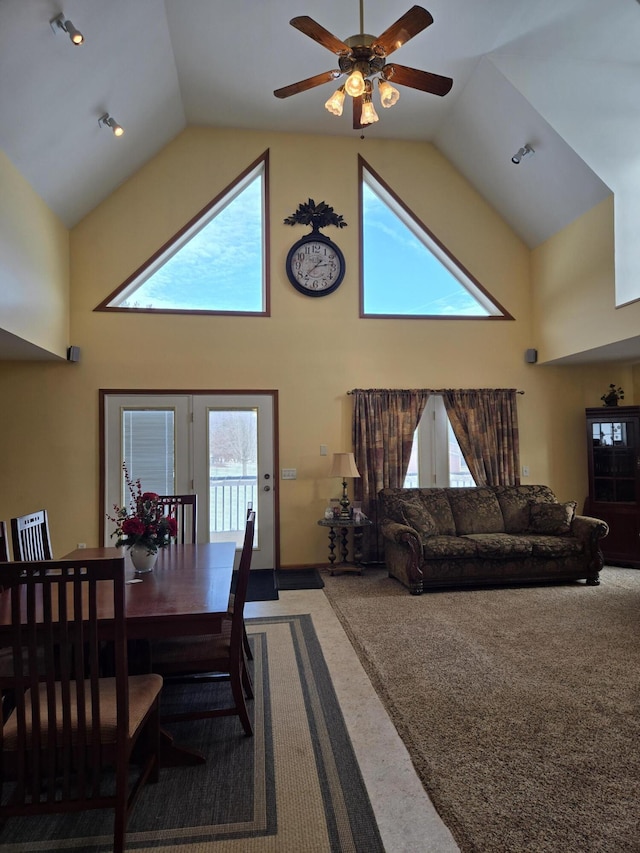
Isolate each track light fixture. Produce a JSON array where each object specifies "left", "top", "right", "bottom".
[
  {"left": 511, "top": 144, "right": 535, "bottom": 165},
  {"left": 50, "top": 13, "right": 84, "bottom": 46},
  {"left": 98, "top": 113, "right": 124, "bottom": 137}
]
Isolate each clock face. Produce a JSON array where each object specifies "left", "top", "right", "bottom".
[{"left": 286, "top": 236, "right": 345, "bottom": 297}]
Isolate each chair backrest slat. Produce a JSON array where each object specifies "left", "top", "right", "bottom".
[
  {"left": 0, "top": 557, "right": 127, "bottom": 809},
  {"left": 230, "top": 510, "right": 255, "bottom": 644},
  {"left": 0, "top": 521, "right": 9, "bottom": 562},
  {"left": 156, "top": 495, "right": 197, "bottom": 544},
  {"left": 10, "top": 511, "right": 53, "bottom": 561}
]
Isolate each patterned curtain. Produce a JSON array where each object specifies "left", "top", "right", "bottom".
[
  {"left": 442, "top": 389, "right": 521, "bottom": 486},
  {"left": 352, "top": 389, "right": 431, "bottom": 562}
]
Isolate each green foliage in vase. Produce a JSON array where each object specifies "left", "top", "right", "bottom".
[{"left": 600, "top": 384, "right": 625, "bottom": 406}]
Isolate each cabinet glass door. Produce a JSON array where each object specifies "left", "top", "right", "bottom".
[{"left": 591, "top": 419, "right": 637, "bottom": 502}]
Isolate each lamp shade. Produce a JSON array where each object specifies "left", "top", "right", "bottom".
[{"left": 329, "top": 452, "right": 360, "bottom": 479}]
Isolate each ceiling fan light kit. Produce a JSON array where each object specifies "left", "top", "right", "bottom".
[
  {"left": 324, "top": 86, "right": 346, "bottom": 116},
  {"left": 274, "top": 4, "right": 453, "bottom": 130}
]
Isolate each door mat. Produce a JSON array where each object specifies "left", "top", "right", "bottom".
[
  {"left": 276, "top": 568, "right": 325, "bottom": 590},
  {"left": 232, "top": 568, "right": 279, "bottom": 601}
]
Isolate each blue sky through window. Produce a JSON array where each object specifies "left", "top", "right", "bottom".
[
  {"left": 362, "top": 178, "right": 495, "bottom": 317},
  {"left": 116, "top": 174, "right": 263, "bottom": 312}
]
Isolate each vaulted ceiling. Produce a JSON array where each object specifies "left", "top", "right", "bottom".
[{"left": 2, "top": 0, "right": 639, "bottom": 355}]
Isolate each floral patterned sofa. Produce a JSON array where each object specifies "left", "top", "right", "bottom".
[{"left": 379, "top": 485, "right": 608, "bottom": 595}]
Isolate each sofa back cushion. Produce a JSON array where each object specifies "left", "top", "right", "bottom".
[
  {"left": 493, "top": 485, "right": 557, "bottom": 533},
  {"left": 447, "top": 487, "right": 505, "bottom": 535},
  {"left": 418, "top": 490, "right": 457, "bottom": 536}
]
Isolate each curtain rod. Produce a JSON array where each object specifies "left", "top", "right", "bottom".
[{"left": 347, "top": 388, "right": 525, "bottom": 395}]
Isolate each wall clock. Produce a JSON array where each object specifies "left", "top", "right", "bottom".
[{"left": 286, "top": 232, "right": 346, "bottom": 297}]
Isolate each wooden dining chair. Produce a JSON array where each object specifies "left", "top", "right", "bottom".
[
  {"left": 151, "top": 510, "right": 256, "bottom": 736},
  {"left": 156, "top": 495, "right": 197, "bottom": 544},
  {"left": 10, "top": 509, "right": 53, "bottom": 561},
  {"left": 0, "top": 556, "right": 163, "bottom": 853},
  {"left": 0, "top": 522, "right": 9, "bottom": 562}
]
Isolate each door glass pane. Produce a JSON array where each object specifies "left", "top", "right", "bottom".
[
  {"left": 208, "top": 409, "right": 258, "bottom": 547},
  {"left": 122, "top": 409, "right": 175, "bottom": 497}
]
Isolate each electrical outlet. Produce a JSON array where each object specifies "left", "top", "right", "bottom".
[
  {"left": 281, "top": 468, "right": 297, "bottom": 480},
  {"left": 77, "top": 543, "right": 86, "bottom": 549}
]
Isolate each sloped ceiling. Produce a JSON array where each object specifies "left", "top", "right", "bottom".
[{"left": 3, "top": 0, "right": 640, "bottom": 360}]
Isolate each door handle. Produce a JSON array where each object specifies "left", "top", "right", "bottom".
[{"left": 263, "top": 485, "right": 271, "bottom": 492}]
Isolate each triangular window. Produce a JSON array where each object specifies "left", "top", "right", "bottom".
[
  {"left": 96, "top": 151, "right": 269, "bottom": 315},
  {"left": 359, "top": 157, "right": 510, "bottom": 319}
]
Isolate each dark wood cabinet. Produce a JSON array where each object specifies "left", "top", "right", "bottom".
[{"left": 584, "top": 406, "right": 640, "bottom": 567}]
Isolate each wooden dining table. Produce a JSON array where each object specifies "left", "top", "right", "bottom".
[
  {"left": 5, "top": 541, "right": 238, "bottom": 767},
  {"left": 62, "top": 542, "right": 236, "bottom": 640}
]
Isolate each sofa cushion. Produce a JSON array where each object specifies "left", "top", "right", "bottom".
[
  {"left": 529, "top": 535, "right": 583, "bottom": 558},
  {"left": 493, "top": 485, "right": 557, "bottom": 533},
  {"left": 423, "top": 535, "right": 478, "bottom": 559},
  {"left": 401, "top": 500, "right": 438, "bottom": 541},
  {"left": 419, "top": 490, "right": 457, "bottom": 536},
  {"left": 448, "top": 488, "right": 504, "bottom": 535},
  {"left": 529, "top": 501, "right": 576, "bottom": 535},
  {"left": 461, "top": 533, "right": 533, "bottom": 558}
]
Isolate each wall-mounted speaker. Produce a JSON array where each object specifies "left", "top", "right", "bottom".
[
  {"left": 67, "top": 345, "right": 81, "bottom": 363},
  {"left": 524, "top": 348, "right": 538, "bottom": 364}
]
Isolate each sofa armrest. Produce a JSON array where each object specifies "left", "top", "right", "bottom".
[
  {"left": 380, "top": 519, "right": 424, "bottom": 594},
  {"left": 380, "top": 519, "right": 421, "bottom": 546},
  {"left": 571, "top": 514, "right": 609, "bottom": 542},
  {"left": 571, "top": 514, "right": 609, "bottom": 580}
]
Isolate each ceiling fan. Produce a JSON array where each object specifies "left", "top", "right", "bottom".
[{"left": 273, "top": 3, "right": 453, "bottom": 130}]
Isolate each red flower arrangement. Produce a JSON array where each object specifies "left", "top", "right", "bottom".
[{"left": 108, "top": 464, "right": 177, "bottom": 554}]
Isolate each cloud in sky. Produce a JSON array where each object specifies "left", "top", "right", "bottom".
[{"left": 122, "top": 177, "right": 264, "bottom": 311}]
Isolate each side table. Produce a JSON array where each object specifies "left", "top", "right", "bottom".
[{"left": 317, "top": 517, "right": 373, "bottom": 575}]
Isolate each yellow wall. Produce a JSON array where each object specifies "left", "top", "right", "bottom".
[
  {"left": 0, "top": 128, "right": 631, "bottom": 562},
  {"left": 0, "top": 150, "right": 69, "bottom": 357},
  {"left": 532, "top": 196, "right": 640, "bottom": 362}
]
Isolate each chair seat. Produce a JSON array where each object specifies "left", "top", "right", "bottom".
[
  {"left": 152, "top": 622, "right": 232, "bottom": 674},
  {"left": 3, "top": 675, "right": 163, "bottom": 747}
]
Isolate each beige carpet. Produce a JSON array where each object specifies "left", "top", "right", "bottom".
[{"left": 323, "top": 566, "right": 640, "bottom": 853}]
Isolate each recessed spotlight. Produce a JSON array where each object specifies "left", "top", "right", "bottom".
[
  {"left": 50, "top": 13, "right": 84, "bottom": 46},
  {"left": 511, "top": 144, "right": 535, "bottom": 165}
]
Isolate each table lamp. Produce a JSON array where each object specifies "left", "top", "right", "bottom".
[{"left": 329, "top": 452, "right": 361, "bottom": 519}]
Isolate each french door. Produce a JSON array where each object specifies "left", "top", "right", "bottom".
[{"left": 102, "top": 392, "right": 277, "bottom": 570}]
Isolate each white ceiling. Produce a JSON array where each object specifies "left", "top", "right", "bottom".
[{"left": 3, "top": 0, "right": 640, "bottom": 361}]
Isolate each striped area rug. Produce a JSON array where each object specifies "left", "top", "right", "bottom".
[{"left": 0, "top": 615, "right": 383, "bottom": 853}]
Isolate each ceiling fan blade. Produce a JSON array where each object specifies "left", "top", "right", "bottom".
[
  {"left": 274, "top": 70, "right": 343, "bottom": 99},
  {"left": 290, "top": 16, "right": 350, "bottom": 54},
  {"left": 383, "top": 63, "right": 453, "bottom": 96},
  {"left": 372, "top": 6, "right": 434, "bottom": 57}
]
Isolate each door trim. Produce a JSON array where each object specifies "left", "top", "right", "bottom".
[{"left": 99, "top": 389, "right": 280, "bottom": 568}]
